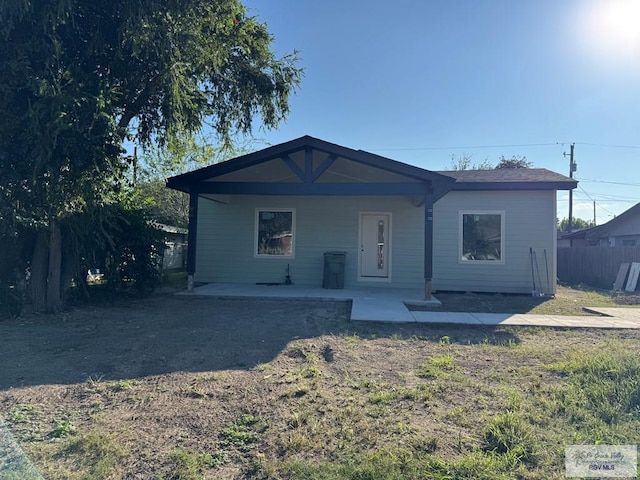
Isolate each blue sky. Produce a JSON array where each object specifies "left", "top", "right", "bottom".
[{"left": 240, "top": 0, "right": 640, "bottom": 224}]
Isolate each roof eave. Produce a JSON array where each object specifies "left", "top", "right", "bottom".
[
  {"left": 449, "top": 181, "right": 578, "bottom": 191},
  {"left": 166, "top": 135, "right": 458, "bottom": 191}
]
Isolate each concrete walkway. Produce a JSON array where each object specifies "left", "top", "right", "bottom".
[
  {"left": 0, "top": 420, "right": 44, "bottom": 480},
  {"left": 183, "top": 283, "right": 640, "bottom": 329}
]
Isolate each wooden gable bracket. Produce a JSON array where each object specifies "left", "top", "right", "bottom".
[{"left": 282, "top": 148, "right": 337, "bottom": 183}]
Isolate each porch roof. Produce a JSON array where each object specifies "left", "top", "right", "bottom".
[{"left": 166, "top": 135, "right": 455, "bottom": 197}]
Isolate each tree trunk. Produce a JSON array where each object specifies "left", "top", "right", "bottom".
[
  {"left": 61, "top": 236, "right": 78, "bottom": 302},
  {"left": 30, "top": 229, "right": 49, "bottom": 313},
  {"left": 46, "top": 219, "right": 63, "bottom": 312}
]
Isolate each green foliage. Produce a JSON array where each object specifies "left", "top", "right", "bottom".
[
  {"left": 548, "top": 346, "right": 640, "bottom": 428},
  {"left": 66, "top": 431, "right": 128, "bottom": 479},
  {"left": 8, "top": 405, "right": 39, "bottom": 425},
  {"left": 416, "top": 354, "right": 457, "bottom": 379},
  {"left": 0, "top": 282, "right": 23, "bottom": 319},
  {"left": 83, "top": 204, "right": 165, "bottom": 295},
  {"left": 449, "top": 154, "right": 494, "bottom": 171},
  {"left": 102, "top": 207, "right": 164, "bottom": 295},
  {"left": 557, "top": 217, "right": 595, "bottom": 232},
  {"left": 219, "top": 414, "right": 267, "bottom": 450},
  {"left": 133, "top": 180, "right": 190, "bottom": 228},
  {"left": 50, "top": 418, "right": 76, "bottom": 438},
  {"left": 138, "top": 131, "right": 257, "bottom": 179},
  {"left": 166, "top": 449, "right": 226, "bottom": 480},
  {"left": 0, "top": 0, "right": 301, "bottom": 311},
  {"left": 251, "top": 447, "right": 515, "bottom": 480},
  {"left": 449, "top": 154, "right": 532, "bottom": 170},
  {"left": 129, "top": 132, "right": 257, "bottom": 228},
  {"left": 481, "top": 411, "right": 537, "bottom": 464},
  {"left": 494, "top": 155, "right": 532, "bottom": 169}
]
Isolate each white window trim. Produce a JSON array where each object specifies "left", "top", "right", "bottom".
[
  {"left": 458, "top": 210, "right": 505, "bottom": 265},
  {"left": 254, "top": 208, "right": 296, "bottom": 259}
]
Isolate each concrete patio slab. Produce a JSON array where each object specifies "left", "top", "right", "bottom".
[
  {"left": 184, "top": 283, "right": 434, "bottom": 302},
  {"left": 178, "top": 284, "right": 640, "bottom": 329}
]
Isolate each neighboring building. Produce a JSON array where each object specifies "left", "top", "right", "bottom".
[
  {"left": 167, "top": 136, "right": 576, "bottom": 296},
  {"left": 559, "top": 203, "right": 640, "bottom": 247},
  {"left": 557, "top": 228, "right": 592, "bottom": 248},
  {"left": 154, "top": 223, "right": 188, "bottom": 270}
]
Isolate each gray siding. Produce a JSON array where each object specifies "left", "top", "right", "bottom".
[
  {"left": 195, "top": 195, "right": 425, "bottom": 289},
  {"left": 195, "top": 190, "right": 559, "bottom": 294},
  {"left": 432, "top": 190, "right": 557, "bottom": 294}
]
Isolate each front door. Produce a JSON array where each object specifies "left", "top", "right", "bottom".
[{"left": 359, "top": 213, "right": 390, "bottom": 278}]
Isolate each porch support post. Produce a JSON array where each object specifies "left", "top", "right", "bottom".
[
  {"left": 423, "top": 191, "right": 434, "bottom": 300},
  {"left": 186, "top": 187, "right": 199, "bottom": 292}
]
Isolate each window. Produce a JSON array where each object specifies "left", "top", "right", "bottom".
[
  {"left": 459, "top": 211, "right": 504, "bottom": 263},
  {"left": 255, "top": 209, "right": 295, "bottom": 257},
  {"left": 622, "top": 239, "right": 637, "bottom": 247}
]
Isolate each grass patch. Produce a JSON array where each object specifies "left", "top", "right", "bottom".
[
  {"left": 416, "top": 354, "right": 457, "bottom": 379},
  {"left": 50, "top": 418, "right": 76, "bottom": 438},
  {"left": 250, "top": 447, "right": 519, "bottom": 480},
  {"left": 165, "top": 448, "right": 225, "bottom": 480},
  {"left": 481, "top": 411, "right": 537, "bottom": 465},
  {"left": 8, "top": 404, "right": 39, "bottom": 424},
  {"left": 65, "top": 430, "right": 128, "bottom": 478},
  {"left": 546, "top": 344, "right": 640, "bottom": 441},
  {"left": 112, "top": 379, "right": 141, "bottom": 391},
  {"left": 413, "top": 285, "right": 635, "bottom": 315},
  {"left": 219, "top": 414, "right": 267, "bottom": 451}
]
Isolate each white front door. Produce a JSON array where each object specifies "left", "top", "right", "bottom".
[{"left": 359, "top": 213, "right": 390, "bottom": 278}]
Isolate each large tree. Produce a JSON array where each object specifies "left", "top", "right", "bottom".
[
  {"left": 494, "top": 155, "right": 532, "bottom": 169},
  {"left": 449, "top": 154, "right": 532, "bottom": 171},
  {"left": 0, "top": 0, "right": 302, "bottom": 312}
]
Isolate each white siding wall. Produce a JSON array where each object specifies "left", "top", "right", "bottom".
[
  {"left": 433, "top": 190, "right": 557, "bottom": 294},
  {"left": 195, "top": 195, "right": 425, "bottom": 289}
]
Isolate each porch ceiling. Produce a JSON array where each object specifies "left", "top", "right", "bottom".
[{"left": 207, "top": 149, "right": 422, "bottom": 184}]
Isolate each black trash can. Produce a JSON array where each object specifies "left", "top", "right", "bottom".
[{"left": 323, "top": 251, "right": 346, "bottom": 289}]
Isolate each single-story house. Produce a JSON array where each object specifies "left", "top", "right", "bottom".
[
  {"left": 166, "top": 136, "right": 577, "bottom": 297},
  {"left": 560, "top": 203, "right": 640, "bottom": 247},
  {"left": 557, "top": 228, "right": 590, "bottom": 248}
]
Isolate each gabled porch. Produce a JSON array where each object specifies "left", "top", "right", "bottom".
[{"left": 167, "top": 136, "right": 456, "bottom": 299}]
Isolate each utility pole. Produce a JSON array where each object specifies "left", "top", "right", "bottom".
[
  {"left": 593, "top": 200, "right": 596, "bottom": 226},
  {"left": 563, "top": 143, "right": 576, "bottom": 232}
]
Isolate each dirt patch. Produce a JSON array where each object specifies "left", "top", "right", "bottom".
[{"left": 1, "top": 293, "right": 639, "bottom": 479}]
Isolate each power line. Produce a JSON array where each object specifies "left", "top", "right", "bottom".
[
  {"left": 574, "top": 141, "right": 640, "bottom": 149},
  {"left": 368, "top": 140, "right": 640, "bottom": 152},
  {"left": 577, "top": 185, "right": 618, "bottom": 218},
  {"left": 576, "top": 177, "right": 640, "bottom": 187},
  {"left": 583, "top": 192, "right": 639, "bottom": 201},
  {"left": 558, "top": 198, "right": 636, "bottom": 204},
  {"left": 372, "top": 142, "right": 564, "bottom": 152},
  {"left": 371, "top": 141, "right": 640, "bottom": 153}
]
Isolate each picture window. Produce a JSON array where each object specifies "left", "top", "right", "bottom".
[{"left": 255, "top": 209, "right": 295, "bottom": 257}]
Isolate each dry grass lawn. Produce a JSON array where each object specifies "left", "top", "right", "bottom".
[{"left": 1, "top": 285, "right": 639, "bottom": 479}]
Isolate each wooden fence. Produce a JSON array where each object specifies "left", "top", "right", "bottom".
[{"left": 557, "top": 246, "right": 640, "bottom": 289}]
